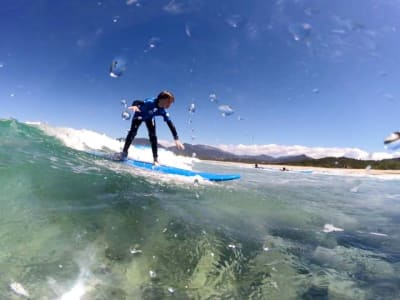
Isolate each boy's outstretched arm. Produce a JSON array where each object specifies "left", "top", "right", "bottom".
[
  {"left": 175, "top": 139, "right": 185, "bottom": 150},
  {"left": 128, "top": 100, "right": 145, "bottom": 112},
  {"left": 166, "top": 120, "right": 185, "bottom": 150}
]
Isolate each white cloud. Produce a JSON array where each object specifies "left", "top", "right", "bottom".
[
  {"left": 217, "top": 144, "right": 400, "bottom": 160},
  {"left": 156, "top": 139, "right": 400, "bottom": 161}
]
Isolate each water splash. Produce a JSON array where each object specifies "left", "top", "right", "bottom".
[
  {"left": 109, "top": 57, "right": 127, "bottom": 78},
  {"left": 130, "top": 248, "right": 142, "bottom": 254},
  {"left": 209, "top": 93, "right": 217, "bottom": 103},
  {"left": 121, "top": 99, "right": 128, "bottom": 108},
  {"left": 126, "top": 0, "right": 139, "bottom": 5},
  {"left": 288, "top": 23, "right": 312, "bottom": 42},
  {"left": 163, "top": 0, "right": 184, "bottom": 14},
  {"left": 149, "top": 270, "right": 157, "bottom": 279},
  {"left": 384, "top": 131, "right": 400, "bottom": 150},
  {"left": 145, "top": 37, "right": 160, "bottom": 52},
  {"left": 226, "top": 14, "right": 242, "bottom": 28},
  {"left": 121, "top": 111, "right": 131, "bottom": 120},
  {"left": 121, "top": 99, "right": 131, "bottom": 120},
  {"left": 188, "top": 102, "right": 196, "bottom": 114},
  {"left": 218, "top": 105, "right": 234, "bottom": 117},
  {"left": 323, "top": 224, "right": 344, "bottom": 233},
  {"left": 185, "top": 23, "right": 191, "bottom": 37},
  {"left": 10, "top": 282, "right": 30, "bottom": 298}
]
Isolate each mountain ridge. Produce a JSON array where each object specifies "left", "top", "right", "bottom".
[{"left": 126, "top": 138, "right": 400, "bottom": 169}]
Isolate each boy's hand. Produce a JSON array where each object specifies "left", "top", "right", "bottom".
[
  {"left": 175, "top": 140, "right": 185, "bottom": 150},
  {"left": 128, "top": 105, "right": 141, "bottom": 112}
]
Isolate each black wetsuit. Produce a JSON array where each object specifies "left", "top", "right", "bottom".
[{"left": 122, "top": 97, "right": 179, "bottom": 161}]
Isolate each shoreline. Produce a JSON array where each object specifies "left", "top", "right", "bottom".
[{"left": 200, "top": 160, "right": 400, "bottom": 177}]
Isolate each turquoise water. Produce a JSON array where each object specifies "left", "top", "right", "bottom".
[{"left": 1, "top": 119, "right": 400, "bottom": 299}]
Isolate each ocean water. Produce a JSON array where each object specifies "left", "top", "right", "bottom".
[{"left": 1, "top": 118, "right": 400, "bottom": 300}]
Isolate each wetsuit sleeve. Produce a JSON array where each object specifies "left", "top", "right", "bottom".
[
  {"left": 131, "top": 100, "right": 144, "bottom": 106},
  {"left": 166, "top": 120, "right": 179, "bottom": 140}
]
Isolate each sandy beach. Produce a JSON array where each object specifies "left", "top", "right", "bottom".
[{"left": 201, "top": 160, "right": 400, "bottom": 177}]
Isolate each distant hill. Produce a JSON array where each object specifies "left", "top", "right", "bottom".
[
  {"left": 122, "top": 138, "right": 400, "bottom": 170},
  {"left": 288, "top": 156, "right": 400, "bottom": 170},
  {"left": 165, "top": 143, "right": 313, "bottom": 164}
]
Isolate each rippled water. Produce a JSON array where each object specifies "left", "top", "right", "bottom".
[{"left": 1, "top": 119, "right": 399, "bottom": 299}]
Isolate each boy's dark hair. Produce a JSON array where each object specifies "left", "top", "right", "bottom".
[{"left": 157, "top": 90, "right": 175, "bottom": 102}]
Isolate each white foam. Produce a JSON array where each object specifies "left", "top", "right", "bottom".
[
  {"left": 323, "top": 224, "right": 344, "bottom": 233},
  {"left": 60, "top": 279, "right": 86, "bottom": 300},
  {"left": 9, "top": 281, "right": 29, "bottom": 297},
  {"left": 50, "top": 244, "right": 100, "bottom": 300},
  {"left": 369, "top": 232, "right": 388, "bottom": 237},
  {"left": 30, "top": 122, "right": 195, "bottom": 169}
]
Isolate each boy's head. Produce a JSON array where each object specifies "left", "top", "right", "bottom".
[{"left": 157, "top": 90, "right": 175, "bottom": 109}]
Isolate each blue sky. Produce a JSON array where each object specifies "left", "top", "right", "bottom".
[{"left": 2, "top": 0, "right": 400, "bottom": 155}]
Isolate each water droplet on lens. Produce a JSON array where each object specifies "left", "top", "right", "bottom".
[
  {"left": 288, "top": 23, "right": 312, "bottom": 41},
  {"left": 109, "top": 57, "right": 127, "bottom": 78},
  {"left": 209, "top": 93, "right": 217, "bottom": 103},
  {"left": 145, "top": 37, "right": 160, "bottom": 52},
  {"left": 218, "top": 105, "right": 234, "bottom": 117},
  {"left": 188, "top": 102, "right": 196, "bottom": 114},
  {"left": 121, "top": 110, "right": 131, "bottom": 120},
  {"left": 226, "top": 14, "right": 242, "bottom": 28},
  {"left": 384, "top": 131, "right": 400, "bottom": 146},
  {"left": 185, "top": 23, "right": 191, "bottom": 37},
  {"left": 126, "top": 0, "right": 138, "bottom": 5}
]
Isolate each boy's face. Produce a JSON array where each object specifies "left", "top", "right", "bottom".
[{"left": 158, "top": 98, "right": 173, "bottom": 109}]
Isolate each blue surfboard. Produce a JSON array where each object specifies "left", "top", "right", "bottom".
[{"left": 90, "top": 151, "right": 240, "bottom": 182}]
